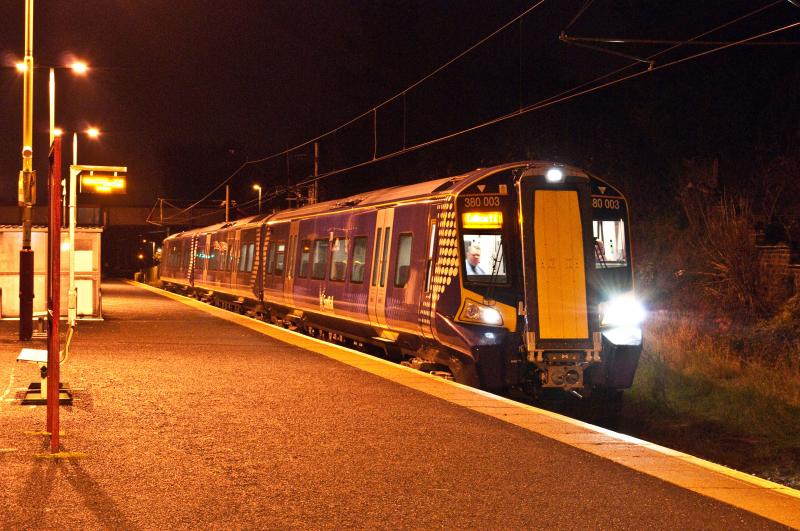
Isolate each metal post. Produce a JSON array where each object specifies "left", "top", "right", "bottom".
[
  {"left": 47, "top": 137, "right": 62, "bottom": 452},
  {"left": 310, "top": 142, "right": 319, "bottom": 204},
  {"left": 68, "top": 150, "right": 78, "bottom": 327},
  {"left": 225, "top": 185, "right": 230, "bottom": 222},
  {"left": 18, "top": 0, "right": 35, "bottom": 340}
]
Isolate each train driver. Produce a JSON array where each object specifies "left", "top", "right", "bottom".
[{"left": 465, "top": 243, "right": 486, "bottom": 275}]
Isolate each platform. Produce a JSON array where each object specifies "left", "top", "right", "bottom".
[{"left": 0, "top": 280, "right": 798, "bottom": 529}]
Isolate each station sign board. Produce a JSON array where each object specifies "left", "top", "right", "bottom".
[{"left": 72, "top": 165, "right": 128, "bottom": 195}]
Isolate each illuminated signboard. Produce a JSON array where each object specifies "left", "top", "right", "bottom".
[
  {"left": 72, "top": 165, "right": 128, "bottom": 195},
  {"left": 80, "top": 174, "right": 127, "bottom": 194},
  {"left": 462, "top": 211, "right": 503, "bottom": 229}
]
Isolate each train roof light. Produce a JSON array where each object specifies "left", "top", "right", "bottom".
[{"left": 545, "top": 168, "right": 564, "bottom": 183}]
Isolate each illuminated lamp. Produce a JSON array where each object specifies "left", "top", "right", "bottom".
[
  {"left": 462, "top": 211, "right": 503, "bottom": 229},
  {"left": 545, "top": 168, "right": 564, "bottom": 182}
]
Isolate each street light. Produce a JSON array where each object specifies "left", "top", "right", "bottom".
[
  {"left": 64, "top": 128, "right": 100, "bottom": 328},
  {"left": 253, "top": 184, "right": 262, "bottom": 214}
]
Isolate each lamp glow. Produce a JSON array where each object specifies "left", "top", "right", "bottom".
[
  {"left": 70, "top": 61, "right": 89, "bottom": 75},
  {"left": 15, "top": 62, "right": 28, "bottom": 73},
  {"left": 545, "top": 168, "right": 564, "bottom": 182},
  {"left": 600, "top": 293, "right": 646, "bottom": 327}
]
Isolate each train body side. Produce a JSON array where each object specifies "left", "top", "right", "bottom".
[{"left": 160, "top": 161, "right": 643, "bottom": 396}]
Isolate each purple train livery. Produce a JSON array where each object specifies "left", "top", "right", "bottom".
[{"left": 160, "top": 162, "right": 644, "bottom": 399}]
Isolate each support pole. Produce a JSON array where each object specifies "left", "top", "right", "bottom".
[
  {"left": 310, "top": 142, "right": 319, "bottom": 204},
  {"left": 18, "top": 0, "right": 35, "bottom": 341},
  {"left": 47, "top": 137, "right": 62, "bottom": 452},
  {"left": 68, "top": 147, "right": 78, "bottom": 328}
]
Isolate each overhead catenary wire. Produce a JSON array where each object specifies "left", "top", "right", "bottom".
[
  {"left": 559, "top": 0, "right": 793, "bottom": 59},
  {"left": 161, "top": 0, "right": 548, "bottom": 222},
  {"left": 537, "top": 0, "right": 791, "bottom": 110},
  {"left": 164, "top": 0, "right": 797, "bottom": 224},
  {"left": 294, "top": 18, "right": 800, "bottom": 188}
]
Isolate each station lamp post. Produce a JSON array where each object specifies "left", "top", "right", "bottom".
[
  {"left": 16, "top": 0, "right": 35, "bottom": 341},
  {"left": 253, "top": 184, "right": 262, "bottom": 214},
  {"left": 55, "top": 128, "right": 100, "bottom": 328},
  {"left": 14, "top": 0, "right": 88, "bottom": 339}
]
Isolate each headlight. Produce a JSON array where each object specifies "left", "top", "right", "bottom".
[
  {"left": 599, "top": 293, "right": 646, "bottom": 327},
  {"left": 459, "top": 299, "right": 504, "bottom": 326}
]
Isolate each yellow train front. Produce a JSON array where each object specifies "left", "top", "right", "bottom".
[
  {"left": 432, "top": 163, "right": 644, "bottom": 392},
  {"left": 426, "top": 162, "right": 643, "bottom": 397},
  {"left": 160, "top": 161, "right": 643, "bottom": 399}
]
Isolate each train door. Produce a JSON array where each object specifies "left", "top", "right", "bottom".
[
  {"left": 231, "top": 229, "right": 241, "bottom": 289},
  {"left": 368, "top": 208, "right": 395, "bottom": 329},
  {"left": 283, "top": 221, "right": 300, "bottom": 307},
  {"left": 198, "top": 234, "right": 210, "bottom": 284},
  {"left": 517, "top": 174, "right": 594, "bottom": 352}
]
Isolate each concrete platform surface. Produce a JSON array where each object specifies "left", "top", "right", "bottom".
[{"left": 0, "top": 280, "right": 796, "bottom": 530}]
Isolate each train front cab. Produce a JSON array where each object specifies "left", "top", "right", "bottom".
[{"left": 514, "top": 165, "right": 644, "bottom": 395}]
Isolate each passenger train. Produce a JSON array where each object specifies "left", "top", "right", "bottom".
[{"left": 160, "top": 162, "right": 644, "bottom": 398}]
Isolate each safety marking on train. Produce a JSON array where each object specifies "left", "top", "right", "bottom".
[{"left": 131, "top": 280, "right": 800, "bottom": 528}]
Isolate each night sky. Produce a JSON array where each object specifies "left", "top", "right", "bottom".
[{"left": 0, "top": 1, "right": 798, "bottom": 215}]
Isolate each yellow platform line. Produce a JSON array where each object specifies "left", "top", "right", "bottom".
[{"left": 130, "top": 281, "right": 800, "bottom": 528}]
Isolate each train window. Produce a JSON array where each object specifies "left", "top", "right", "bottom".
[
  {"left": 218, "top": 241, "right": 228, "bottom": 271},
  {"left": 593, "top": 219, "right": 627, "bottom": 268},
  {"left": 209, "top": 240, "right": 222, "bottom": 270},
  {"left": 227, "top": 246, "right": 235, "bottom": 271},
  {"left": 286, "top": 235, "right": 296, "bottom": 279},
  {"left": 330, "top": 237, "right": 348, "bottom": 281},
  {"left": 238, "top": 242, "right": 247, "bottom": 272},
  {"left": 311, "top": 239, "right": 329, "bottom": 279},
  {"left": 424, "top": 221, "right": 436, "bottom": 292},
  {"left": 350, "top": 236, "right": 368, "bottom": 283},
  {"left": 371, "top": 228, "right": 382, "bottom": 287},
  {"left": 182, "top": 244, "right": 191, "bottom": 269},
  {"left": 246, "top": 243, "right": 255, "bottom": 272},
  {"left": 462, "top": 233, "right": 507, "bottom": 282},
  {"left": 379, "top": 228, "right": 391, "bottom": 287},
  {"left": 275, "top": 242, "right": 286, "bottom": 276},
  {"left": 394, "top": 233, "right": 413, "bottom": 288},
  {"left": 298, "top": 240, "right": 311, "bottom": 278},
  {"left": 266, "top": 242, "right": 277, "bottom": 274}
]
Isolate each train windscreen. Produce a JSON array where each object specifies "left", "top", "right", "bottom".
[
  {"left": 593, "top": 219, "right": 627, "bottom": 268},
  {"left": 462, "top": 233, "right": 507, "bottom": 282}
]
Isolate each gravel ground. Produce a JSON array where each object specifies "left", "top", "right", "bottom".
[{"left": 0, "top": 281, "right": 789, "bottom": 530}]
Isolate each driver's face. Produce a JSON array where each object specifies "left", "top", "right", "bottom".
[{"left": 468, "top": 251, "right": 480, "bottom": 265}]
